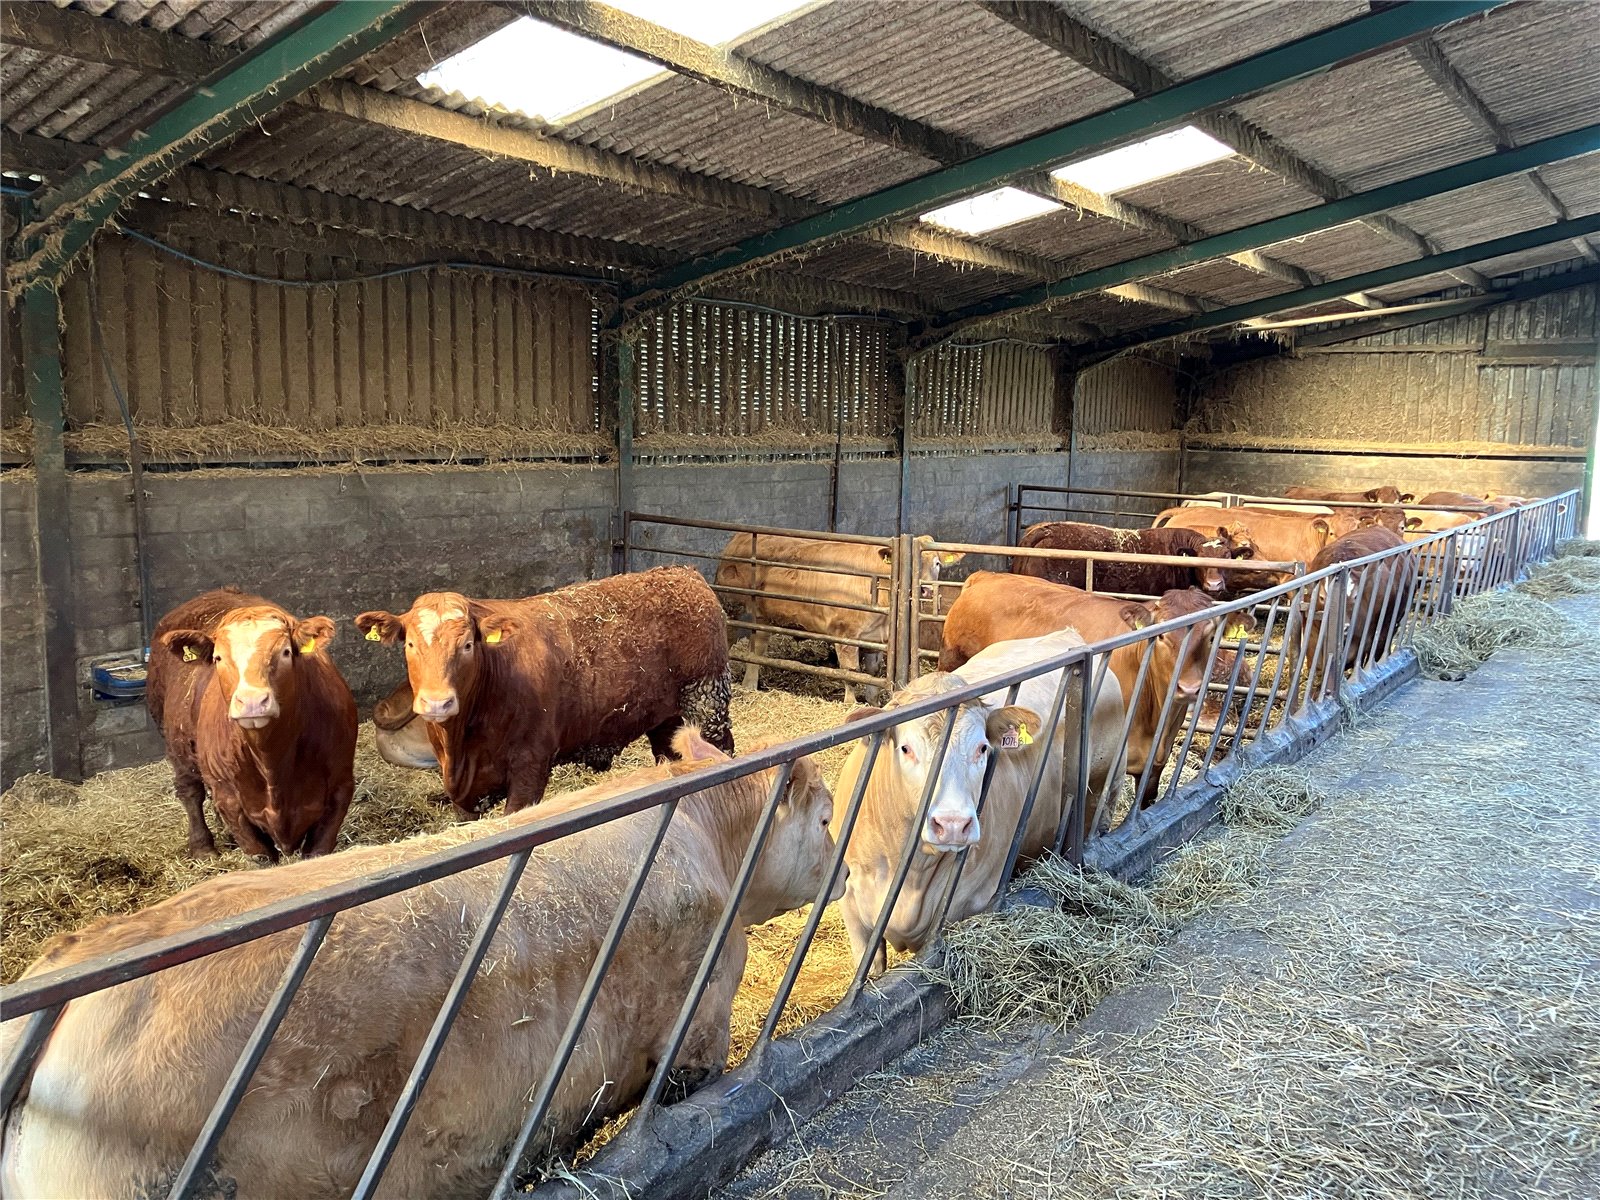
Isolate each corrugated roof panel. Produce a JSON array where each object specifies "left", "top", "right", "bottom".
[
  {"left": 1157, "top": 259, "right": 1293, "bottom": 306},
  {"left": 1116, "top": 157, "right": 1320, "bottom": 232},
  {"left": 1255, "top": 221, "right": 1416, "bottom": 281},
  {"left": 737, "top": 2, "right": 1130, "bottom": 149},
  {"left": 1042, "top": 291, "right": 1176, "bottom": 334},
  {"left": 1233, "top": 47, "right": 1498, "bottom": 192},
  {"left": 982, "top": 210, "right": 1173, "bottom": 270},
  {"left": 62, "top": 0, "right": 314, "bottom": 47},
  {"left": 1537, "top": 155, "right": 1600, "bottom": 217},
  {"left": 799, "top": 238, "right": 1027, "bottom": 308},
  {"left": 1434, "top": 2, "right": 1600, "bottom": 146},
  {"left": 1388, "top": 176, "right": 1557, "bottom": 252},
  {"left": 558, "top": 73, "right": 935, "bottom": 205},
  {"left": 1054, "top": 0, "right": 1367, "bottom": 81}
]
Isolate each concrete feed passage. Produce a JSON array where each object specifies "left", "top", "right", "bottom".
[{"left": 722, "top": 592, "right": 1600, "bottom": 1200}]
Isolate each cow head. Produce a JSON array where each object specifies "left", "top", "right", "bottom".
[
  {"left": 355, "top": 592, "right": 516, "bottom": 723},
  {"left": 851, "top": 677, "right": 1041, "bottom": 853},
  {"left": 913, "top": 536, "right": 965, "bottom": 602},
  {"left": 1137, "top": 590, "right": 1238, "bottom": 705},
  {"left": 674, "top": 729, "right": 844, "bottom": 925},
  {"left": 1354, "top": 506, "right": 1407, "bottom": 534},
  {"left": 162, "top": 605, "right": 334, "bottom": 729},
  {"left": 1193, "top": 527, "right": 1257, "bottom": 596}
]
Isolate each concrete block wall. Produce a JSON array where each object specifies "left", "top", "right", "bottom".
[{"left": 1, "top": 446, "right": 1187, "bottom": 787}]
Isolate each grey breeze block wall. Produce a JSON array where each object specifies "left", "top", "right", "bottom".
[{"left": 1, "top": 445, "right": 1186, "bottom": 787}]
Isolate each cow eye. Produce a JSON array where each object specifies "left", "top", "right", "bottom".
[
  {"left": 978, "top": 743, "right": 990, "bottom": 756},
  {"left": 899, "top": 743, "right": 913, "bottom": 758},
  {"left": 462, "top": 640, "right": 474, "bottom": 653}
]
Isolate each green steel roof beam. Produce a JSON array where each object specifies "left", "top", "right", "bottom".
[
  {"left": 926, "top": 126, "right": 1600, "bottom": 338},
  {"left": 1076, "top": 214, "right": 1600, "bottom": 359},
  {"left": 8, "top": 0, "right": 436, "bottom": 291},
  {"left": 624, "top": 0, "right": 1504, "bottom": 308}
]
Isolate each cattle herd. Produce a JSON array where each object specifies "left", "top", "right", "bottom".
[{"left": 0, "top": 482, "right": 1547, "bottom": 1198}]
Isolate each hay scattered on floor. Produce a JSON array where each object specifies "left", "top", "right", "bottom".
[
  {"left": 1, "top": 686, "right": 856, "bottom": 984},
  {"left": 1412, "top": 588, "right": 1585, "bottom": 680},
  {"left": 926, "top": 764, "right": 1337, "bottom": 1031},
  {"left": 1517, "top": 555, "right": 1600, "bottom": 600},
  {"left": 1556, "top": 537, "right": 1600, "bottom": 558}
]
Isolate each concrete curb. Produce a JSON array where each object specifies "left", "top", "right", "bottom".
[{"left": 534, "top": 649, "right": 1421, "bottom": 1199}]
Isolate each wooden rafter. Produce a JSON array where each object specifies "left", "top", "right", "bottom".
[{"left": 980, "top": 0, "right": 1495, "bottom": 292}]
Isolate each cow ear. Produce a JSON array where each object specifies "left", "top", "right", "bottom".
[
  {"left": 1400, "top": 493, "right": 1416, "bottom": 504},
  {"left": 670, "top": 726, "right": 726, "bottom": 764},
  {"left": 1364, "top": 489, "right": 1381, "bottom": 502},
  {"left": 477, "top": 615, "right": 520, "bottom": 646},
  {"left": 292, "top": 615, "right": 335, "bottom": 655},
  {"left": 877, "top": 547, "right": 894, "bottom": 565},
  {"left": 1313, "top": 518, "right": 1333, "bottom": 537},
  {"left": 986, "top": 705, "right": 1041, "bottom": 752},
  {"left": 1222, "top": 612, "right": 1256, "bottom": 641},
  {"left": 355, "top": 611, "right": 404, "bottom": 645},
  {"left": 1120, "top": 602, "right": 1154, "bottom": 630},
  {"left": 161, "top": 628, "right": 214, "bottom": 663},
  {"left": 845, "top": 705, "right": 884, "bottom": 724},
  {"left": 1405, "top": 516, "right": 1425, "bottom": 530}
]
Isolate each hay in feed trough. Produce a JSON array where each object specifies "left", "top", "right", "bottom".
[
  {"left": 1516, "top": 554, "right": 1600, "bottom": 600},
  {"left": 1411, "top": 588, "right": 1588, "bottom": 679}
]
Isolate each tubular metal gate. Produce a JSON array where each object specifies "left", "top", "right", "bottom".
[
  {"left": 0, "top": 490, "right": 1580, "bottom": 1199},
  {"left": 622, "top": 512, "right": 925, "bottom": 693}
]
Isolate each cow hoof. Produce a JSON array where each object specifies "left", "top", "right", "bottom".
[{"left": 184, "top": 841, "right": 219, "bottom": 860}]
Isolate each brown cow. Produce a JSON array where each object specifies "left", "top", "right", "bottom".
[
  {"left": 715, "top": 533, "right": 959, "bottom": 705},
  {"left": 1292, "top": 527, "right": 1408, "bottom": 702},
  {"left": 372, "top": 681, "right": 439, "bottom": 769},
  {"left": 1153, "top": 505, "right": 1360, "bottom": 594},
  {"left": 835, "top": 629, "right": 1125, "bottom": 963},
  {"left": 1283, "top": 485, "right": 1413, "bottom": 505},
  {"left": 356, "top": 567, "right": 732, "bottom": 817},
  {"left": 940, "top": 571, "right": 1253, "bottom": 786},
  {"left": 1012, "top": 521, "right": 1247, "bottom": 596},
  {"left": 147, "top": 587, "right": 356, "bottom": 860},
  {"left": 0, "top": 731, "right": 841, "bottom": 1200}
]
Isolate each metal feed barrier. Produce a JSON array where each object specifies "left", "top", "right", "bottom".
[{"left": 0, "top": 489, "right": 1580, "bottom": 1200}]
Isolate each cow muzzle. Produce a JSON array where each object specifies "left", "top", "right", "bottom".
[
  {"left": 828, "top": 861, "right": 850, "bottom": 903},
  {"left": 924, "top": 810, "right": 980, "bottom": 851},
  {"left": 413, "top": 689, "right": 460, "bottom": 721},
  {"left": 229, "top": 686, "right": 280, "bottom": 728}
]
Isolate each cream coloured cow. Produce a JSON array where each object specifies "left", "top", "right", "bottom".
[
  {"left": 833, "top": 629, "right": 1126, "bottom": 969},
  {"left": 716, "top": 532, "right": 960, "bottom": 704},
  {"left": 0, "top": 732, "right": 840, "bottom": 1200}
]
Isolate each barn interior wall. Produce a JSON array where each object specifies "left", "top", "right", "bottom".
[
  {"left": 0, "top": 254, "right": 1190, "bottom": 786},
  {"left": 1182, "top": 282, "right": 1598, "bottom": 498}
]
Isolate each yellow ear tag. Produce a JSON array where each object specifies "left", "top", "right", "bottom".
[
  {"left": 939, "top": 552, "right": 960, "bottom": 566},
  {"left": 300, "top": 638, "right": 317, "bottom": 654},
  {"left": 365, "top": 627, "right": 382, "bottom": 642},
  {"left": 484, "top": 630, "right": 502, "bottom": 645},
  {"left": 1016, "top": 726, "right": 1034, "bottom": 746},
  {"left": 1224, "top": 621, "right": 1248, "bottom": 641},
  {"left": 182, "top": 646, "right": 198, "bottom": 662}
]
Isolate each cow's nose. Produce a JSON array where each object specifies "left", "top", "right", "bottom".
[
  {"left": 413, "top": 690, "right": 459, "bottom": 721},
  {"left": 927, "top": 812, "right": 977, "bottom": 848},
  {"left": 229, "top": 687, "right": 278, "bottom": 722}
]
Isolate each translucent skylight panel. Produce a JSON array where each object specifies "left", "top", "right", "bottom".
[
  {"left": 1051, "top": 126, "right": 1235, "bottom": 195},
  {"left": 417, "top": 2, "right": 812, "bottom": 123},
  {"left": 921, "top": 187, "right": 1063, "bottom": 235}
]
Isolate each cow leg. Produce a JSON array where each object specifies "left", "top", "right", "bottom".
[
  {"left": 741, "top": 630, "right": 768, "bottom": 691},
  {"left": 302, "top": 781, "right": 354, "bottom": 858},
  {"left": 503, "top": 752, "right": 553, "bottom": 814},
  {"left": 228, "top": 817, "right": 278, "bottom": 864},
  {"left": 171, "top": 757, "right": 217, "bottom": 858},
  {"left": 663, "top": 930, "right": 744, "bottom": 1099},
  {"left": 836, "top": 643, "right": 862, "bottom": 707},
  {"left": 679, "top": 667, "right": 734, "bottom": 754}
]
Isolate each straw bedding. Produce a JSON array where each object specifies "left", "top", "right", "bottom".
[{"left": 0, "top": 687, "right": 857, "bottom": 995}]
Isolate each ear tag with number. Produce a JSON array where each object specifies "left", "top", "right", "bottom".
[
  {"left": 365, "top": 627, "right": 382, "bottom": 642},
  {"left": 182, "top": 646, "right": 198, "bottom": 662},
  {"left": 485, "top": 630, "right": 502, "bottom": 645},
  {"left": 301, "top": 638, "right": 317, "bottom": 654}
]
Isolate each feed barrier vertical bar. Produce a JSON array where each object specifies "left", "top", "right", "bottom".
[
  {"left": 757, "top": 733, "right": 887, "bottom": 1047},
  {"left": 851, "top": 715, "right": 958, "bottom": 991},
  {"left": 641, "top": 764, "right": 794, "bottom": 1112},
  {"left": 994, "top": 665, "right": 1075, "bottom": 897},
  {"left": 1233, "top": 595, "right": 1286, "bottom": 744},
  {"left": 1198, "top": 628, "right": 1253, "bottom": 776},
  {"left": 1327, "top": 569, "right": 1351, "bottom": 707},
  {"left": 170, "top": 915, "right": 334, "bottom": 1200},
  {"left": 1282, "top": 581, "right": 1325, "bottom": 715},
  {"left": 0, "top": 1003, "right": 62, "bottom": 1115},
  {"left": 1133, "top": 623, "right": 1199, "bottom": 812},
  {"left": 1366, "top": 551, "right": 1408, "bottom": 671},
  {"left": 1440, "top": 537, "right": 1459, "bottom": 614},
  {"left": 933, "top": 683, "right": 1019, "bottom": 936},
  {"left": 491, "top": 802, "right": 680, "bottom": 1198},
  {"left": 353, "top": 850, "right": 534, "bottom": 1199},
  {"left": 1095, "top": 636, "right": 1157, "bottom": 831},
  {"left": 1161, "top": 617, "right": 1231, "bottom": 805},
  {"left": 1053, "top": 663, "right": 1093, "bottom": 863}
]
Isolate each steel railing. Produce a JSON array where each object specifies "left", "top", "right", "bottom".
[{"left": 0, "top": 488, "right": 1579, "bottom": 1200}]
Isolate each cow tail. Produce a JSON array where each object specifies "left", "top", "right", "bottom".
[{"left": 682, "top": 667, "right": 734, "bottom": 754}]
